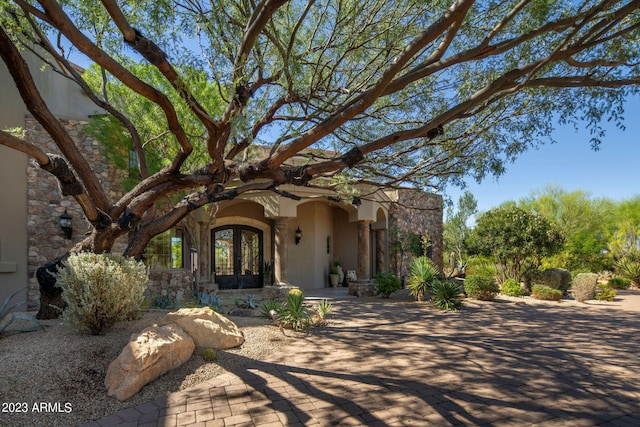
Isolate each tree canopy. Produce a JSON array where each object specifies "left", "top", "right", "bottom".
[
  {"left": 467, "top": 206, "right": 565, "bottom": 282},
  {"left": 0, "top": 0, "right": 639, "bottom": 258}
]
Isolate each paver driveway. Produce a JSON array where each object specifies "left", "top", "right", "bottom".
[{"left": 86, "top": 290, "right": 640, "bottom": 426}]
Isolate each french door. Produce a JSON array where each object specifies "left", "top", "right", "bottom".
[{"left": 212, "top": 226, "right": 263, "bottom": 289}]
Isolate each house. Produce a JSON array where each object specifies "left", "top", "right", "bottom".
[{"left": 1, "top": 53, "right": 443, "bottom": 311}]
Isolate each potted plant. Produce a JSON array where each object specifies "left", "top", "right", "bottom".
[{"left": 329, "top": 266, "right": 340, "bottom": 287}]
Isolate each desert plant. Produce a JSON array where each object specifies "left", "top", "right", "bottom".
[
  {"left": 55, "top": 253, "right": 148, "bottom": 335},
  {"left": 202, "top": 348, "right": 217, "bottom": 362},
  {"left": 407, "top": 256, "right": 442, "bottom": 301},
  {"left": 0, "top": 288, "right": 43, "bottom": 336},
  {"left": 531, "top": 285, "right": 563, "bottom": 301},
  {"left": 430, "top": 280, "right": 463, "bottom": 311},
  {"left": 260, "top": 299, "right": 284, "bottom": 319},
  {"left": 235, "top": 294, "right": 257, "bottom": 309},
  {"left": 277, "top": 289, "right": 311, "bottom": 332},
  {"left": 317, "top": 299, "right": 333, "bottom": 320},
  {"left": 615, "top": 252, "right": 640, "bottom": 286},
  {"left": 596, "top": 288, "right": 617, "bottom": 302},
  {"left": 198, "top": 292, "right": 223, "bottom": 312},
  {"left": 152, "top": 292, "right": 176, "bottom": 309},
  {"left": 464, "top": 275, "right": 500, "bottom": 301},
  {"left": 500, "top": 279, "right": 526, "bottom": 297},
  {"left": 606, "top": 277, "right": 632, "bottom": 290},
  {"left": 374, "top": 272, "right": 402, "bottom": 298},
  {"left": 571, "top": 273, "right": 598, "bottom": 302}
]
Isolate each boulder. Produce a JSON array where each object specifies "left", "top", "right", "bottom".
[
  {"left": 161, "top": 307, "right": 244, "bottom": 349},
  {"left": 105, "top": 323, "right": 194, "bottom": 401}
]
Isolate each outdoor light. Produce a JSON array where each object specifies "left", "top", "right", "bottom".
[
  {"left": 295, "top": 227, "right": 302, "bottom": 245},
  {"left": 59, "top": 209, "right": 72, "bottom": 239}
]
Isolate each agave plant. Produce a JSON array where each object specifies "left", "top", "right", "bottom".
[
  {"left": 0, "top": 288, "right": 43, "bottom": 336},
  {"left": 430, "top": 280, "right": 463, "bottom": 311},
  {"left": 407, "top": 256, "right": 442, "bottom": 301}
]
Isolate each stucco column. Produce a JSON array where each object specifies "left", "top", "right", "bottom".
[
  {"left": 357, "top": 220, "right": 372, "bottom": 280},
  {"left": 375, "top": 229, "right": 385, "bottom": 274},
  {"left": 274, "top": 218, "right": 289, "bottom": 285}
]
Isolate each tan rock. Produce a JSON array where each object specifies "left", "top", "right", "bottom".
[
  {"left": 105, "top": 323, "right": 194, "bottom": 401},
  {"left": 162, "top": 307, "right": 245, "bottom": 349}
]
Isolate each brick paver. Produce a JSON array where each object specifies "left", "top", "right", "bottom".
[{"left": 85, "top": 289, "right": 640, "bottom": 426}]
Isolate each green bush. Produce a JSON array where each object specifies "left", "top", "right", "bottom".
[
  {"left": 531, "top": 285, "right": 563, "bottom": 301},
  {"left": 430, "top": 280, "right": 463, "bottom": 311},
  {"left": 55, "top": 252, "right": 148, "bottom": 335},
  {"left": 317, "top": 299, "right": 332, "bottom": 320},
  {"left": 500, "top": 279, "right": 525, "bottom": 297},
  {"left": 407, "top": 256, "right": 442, "bottom": 301},
  {"left": 606, "top": 277, "right": 632, "bottom": 290},
  {"left": 615, "top": 252, "right": 640, "bottom": 286},
  {"left": 202, "top": 348, "right": 217, "bottom": 362},
  {"left": 571, "top": 273, "right": 597, "bottom": 302},
  {"left": 374, "top": 272, "right": 402, "bottom": 298},
  {"left": 464, "top": 275, "right": 499, "bottom": 301},
  {"left": 277, "top": 289, "right": 311, "bottom": 332},
  {"left": 596, "top": 288, "right": 617, "bottom": 302},
  {"left": 260, "top": 299, "right": 284, "bottom": 319}
]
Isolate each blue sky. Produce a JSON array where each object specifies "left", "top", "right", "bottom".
[{"left": 443, "top": 94, "right": 640, "bottom": 217}]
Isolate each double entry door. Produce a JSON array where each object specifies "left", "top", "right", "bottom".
[{"left": 212, "top": 225, "right": 263, "bottom": 289}]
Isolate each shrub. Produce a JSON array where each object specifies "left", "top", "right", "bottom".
[
  {"left": 407, "top": 256, "right": 442, "bottom": 301},
  {"left": 55, "top": 252, "right": 148, "bottom": 335},
  {"left": 317, "top": 299, "right": 332, "bottom": 320},
  {"left": 596, "top": 288, "right": 617, "bottom": 302},
  {"left": 430, "top": 280, "right": 463, "bottom": 311},
  {"left": 202, "top": 348, "right": 217, "bottom": 362},
  {"left": 531, "top": 285, "right": 563, "bottom": 301},
  {"left": 606, "top": 277, "right": 632, "bottom": 290},
  {"left": 464, "top": 275, "right": 499, "bottom": 301},
  {"left": 198, "top": 292, "right": 223, "bottom": 312},
  {"left": 374, "top": 272, "right": 402, "bottom": 298},
  {"left": 571, "top": 273, "right": 598, "bottom": 302},
  {"left": 260, "top": 299, "right": 283, "bottom": 319},
  {"left": 615, "top": 252, "right": 640, "bottom": 286},
  {"left": 524, "top": 268, "right": 571, "bottom": 294},
  {"left": 277, "top": 289, "right": 311, "bottom": 332},
  {"left": 500, "top": 279, "right": 525, "bottom": 297}
]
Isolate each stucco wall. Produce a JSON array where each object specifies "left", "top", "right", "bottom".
[
  {"left": 288, "top": 201, "right": 334, "bottom": 289},
  {"left": 0, "top": 147, "right": 28, "bottom": 305},
  {"left": 332, "top": 207, "right": 358, "bottom": 275}
]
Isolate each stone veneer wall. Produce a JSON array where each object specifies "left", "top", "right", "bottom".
[
  {"left": 388, "top": 189, "right": 444, "bottom": 281},
  {"left": 25, "top": 117, "right": 123, "bottom": 309}
]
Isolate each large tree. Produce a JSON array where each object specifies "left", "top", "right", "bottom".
[{"left": 0, "top": 1, "right": 639, "bottom": 294}]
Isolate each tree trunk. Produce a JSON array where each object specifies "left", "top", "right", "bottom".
[{"left": 35, "top": 254, "right": 69, "bottom": 320}]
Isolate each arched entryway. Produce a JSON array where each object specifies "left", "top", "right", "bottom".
[{"left": 212, "top": 225, "right": 263, "bottom": 289}]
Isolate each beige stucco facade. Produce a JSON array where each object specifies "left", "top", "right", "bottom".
[{"left": 2, "top": 51, "right": 444, "bottom": 311}]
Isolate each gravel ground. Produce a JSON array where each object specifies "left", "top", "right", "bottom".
[{"left": 0, "top": 309, "right": 300, "bottom": 427}]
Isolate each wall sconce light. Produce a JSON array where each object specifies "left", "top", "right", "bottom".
[
  {"left": 295, "top": 227, "right": 302, "bottom": 245},
  {"left": 59, "top": 209, "right": 72, "bottom": 239}
]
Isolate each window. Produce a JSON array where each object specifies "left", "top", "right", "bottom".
[{"left": 145, "top": 229, "right": 183, "bottom": 269}]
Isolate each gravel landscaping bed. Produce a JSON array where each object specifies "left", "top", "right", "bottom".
[{"left": 0, "top": 309, "right": 299, "bottom": 427}]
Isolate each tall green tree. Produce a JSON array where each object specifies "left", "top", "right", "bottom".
[
  {"left": 0, "top": 1, "right": 639, "bottom": 307},
  {"left": 443, "top": 190, "right": 477, "bottom": 274},
  {"left": 516, "top": 185, "right": 614, "bottom": 272},
  {"left": 467, "top": 206, "right": 565, "bottom": 282}
]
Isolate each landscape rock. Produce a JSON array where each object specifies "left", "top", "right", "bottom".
[
  {"left": 105, "top": 323, "right": 195, "bottom": 401},
  {"left": 161, "top": 307, "right": 245, "bottom": 349}
]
